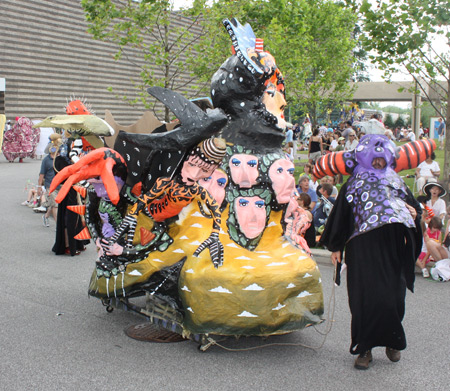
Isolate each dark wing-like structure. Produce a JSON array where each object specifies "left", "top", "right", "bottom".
[{"left": 114, "top": 87, "right": 227, "bottom": 191}]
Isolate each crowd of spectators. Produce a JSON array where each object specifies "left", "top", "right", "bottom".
[{"left": 287, "top": 117, "right": 450, "bottom": 280}]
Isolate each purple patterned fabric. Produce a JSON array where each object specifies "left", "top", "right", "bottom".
[{"left": 346, "top": 134, "right": 414, "bottom": 240}]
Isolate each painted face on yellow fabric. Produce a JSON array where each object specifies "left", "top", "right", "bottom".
[
  {"left": 235, "top": 196, "right": 267, "bottom": 239},
  {"left": 269, "top": 158, "right": 295, "bottom": 204},
  {"left": 198, "top": 170, "right": 228, "bottom": 206},
  {"left": 181, "top": 155, "right": 217, "bottom": 186},
  {"left": 229, "top": 154, "right": 259, "bottom": 188}
]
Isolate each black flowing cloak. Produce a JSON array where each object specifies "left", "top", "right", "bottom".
[
  {"left": 52, "top": 156, "right": 89, "bottom": 256},
  {"left": 320, "top": 181, "right": 422, "bottom": 355}
]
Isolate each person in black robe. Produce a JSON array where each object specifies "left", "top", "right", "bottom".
[
  {"left": 52, "top": 146, "right": 89, "bottom": 256},
  {"left": 321, "top": 160, "right": 422, "bottom": 370}
]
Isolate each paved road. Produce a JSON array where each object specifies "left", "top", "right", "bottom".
[{"left": 1, "top": 156, "right": 449, "bottom": 391}]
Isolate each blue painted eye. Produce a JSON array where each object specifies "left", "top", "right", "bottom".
[
  {"left": 255, "top": 200, "right": 265, "bottom": 208},
  {"left": 277, "top": 167, "right": 283, "bottom": 173},
  {"left": 202, "top": 176, "right": 212, "bottom": 182},
  {"left": 247, "top": 160, "right": 257, "bottom": 167},
  {"left": 231, "top": 158, "right": 241, "bottom": 167},
  {"left": 287, "top": 168, "right": 295, "bottom": 175},
  {"left": 217, "top": 178, "right": 227, "bottom": 186},
  {"left": 239, "top": 199, "right": 249, "bottom": 206}
]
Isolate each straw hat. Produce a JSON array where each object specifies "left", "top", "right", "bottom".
[{"left": 423, "top": 182, "right": 447, "bottom": 198}]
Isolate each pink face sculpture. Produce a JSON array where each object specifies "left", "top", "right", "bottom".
[
  {"left": 198, "top": 169, "right": 228, "bottom": 205},
  {"left": 229, "top": 154, "right": 259, "bottom": 188},
  {"left": 268, "top": 158, "right": 295, "bottom": 204},
  {"left": 181, "top": 155, "right": 217, "bottom": 186},
  {"left": 235, "top": 196, "right": 267, "bottom": 239}
]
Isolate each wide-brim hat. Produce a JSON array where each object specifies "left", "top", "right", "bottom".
[{"left": 423, "top": 182, "right": 447, "bottom": 198}]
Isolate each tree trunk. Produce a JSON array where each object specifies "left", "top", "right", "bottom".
[{"left": 444, "top": 64, "right": 450, "bottom": 191}]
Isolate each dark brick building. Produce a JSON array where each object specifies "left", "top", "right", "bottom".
[{"left": 0, "top": 0, "right": 200, "bottom": 123}]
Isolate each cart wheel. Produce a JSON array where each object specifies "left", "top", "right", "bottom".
[
  {"left": 106, "top": 306, "right": 114, "bottom": 313},
  {"left": 197, "top": 344, "right": 208, "bottom": 352}
]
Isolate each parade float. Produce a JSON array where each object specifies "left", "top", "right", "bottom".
[{"left": 49, "top": 18, "right": 324, "bottom": 349}]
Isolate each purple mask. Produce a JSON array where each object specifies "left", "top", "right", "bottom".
[{"left": 354, "top": 134, "right": 398, "bottom": 176}]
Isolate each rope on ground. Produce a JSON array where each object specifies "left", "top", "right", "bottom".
[{"left": 199, "top": 263, "right": 339, "bottom": 352}]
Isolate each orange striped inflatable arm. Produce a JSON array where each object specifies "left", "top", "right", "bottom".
[
  {"left": 395, "top": 139, "right": 436, "bottom": 172},
  {"left": 313, "top": 151, "right": 356, "bottom": 179}
]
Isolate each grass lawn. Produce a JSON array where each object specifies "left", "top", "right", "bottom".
[{"left": 294, "top": 140, "right": 446, "bottom": 195}]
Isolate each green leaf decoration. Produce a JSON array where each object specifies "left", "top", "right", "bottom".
[
  {"left": 158, "top": 242, "right": 169, "bottom": 252},
  {"left": 260, "top": 190, "right": 271, "bottom": 199},
  {"left": 228, "top": 224, "right": 239, "bottom": 242}
]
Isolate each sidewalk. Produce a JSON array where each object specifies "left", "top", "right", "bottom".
[{"left": 311, "top": 247, "right": 332, "bottom": 266}]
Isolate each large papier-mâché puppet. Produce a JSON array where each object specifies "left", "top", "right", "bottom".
[{"left": 50, "top": 18, "right": 323, "bottom": 342}]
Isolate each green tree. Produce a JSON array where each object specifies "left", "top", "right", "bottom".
[
  {"left": 81, "top": 0, "right": 207, "bottom": 121},
  {"left": 420, "top": 101, "right": 439, "bottom": 130},
  {"left": 354, "top": 0, "right": 450, "bottom": 183},
  {"left": 394, "top": 115, "right": 406, "bottom": 129},
  {"left": 191, "top": 0, "right": 360, "bottom": 127},
  {"left": 384, "top": 113, "right": 394, "bottom": 129}
]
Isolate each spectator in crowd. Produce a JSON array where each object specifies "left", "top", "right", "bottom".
[
  {"left": 384, "top": 129, "right": 396, "bottom": 148},
  {"left": 416, "top": 195, "right": 434, "bottom": 224},
  {"left": 285, "top": 126, "right": 293, "bottom": 144},
  {"left": 423, "top": 206, "right": 450, "bottom": 263},
  {"left": 297, "top": 193, "right": 316, "bottom": 249},
  {"left": 302, "top": 163, "right": 316, "bottom": 188},
  {"left": 313, "top": 183, "right": 335, "bottom": 233},
  {"left": 399, "top": 128, "right": 415, "bottom": 142},
  {"left": 35, "top": 144, "right": 60, "bottom": 226},
  {"left": 344, "top": 131, "right": 358, "bottom": 151},
  {"left": 334, "top": 136, "right": 345, "bottom": 152},
  {"left": 284, "top": 141, "right": 295, "bottom": 162},
  {"left": 415, "top": 152, "right": 440, "bottom": 195},
  {"left": 21, "top": 183, "right": 41, "bottom": 208},
  {"left": 329, "top": 132, "right": 340, "bottom": 151},
  {"left": 318, "top": 123, "right": 328, "bottom": 137},
  {"left": 423, "top": 182, "right": 447, "bottom": 221},
  {"left": 341, "top": 121, "right": 354, "bottom": 141},
  {"left": 297, "top": 174, "right": 318, "bottom": 211},
  {"left": 316, "top": 176, "right": 339, "bottom": 198},
  {"left": 436, "top": 117, "right": 445, "bottom": 149},
  {"left": 308, "top": 128, "right": 323, "bottom": 164},
  {"left": 322, "top": 131, "right": 333, "bottom": 153},
  {"left": 417, "top": 216, "right": 443, "bottom": 278}
]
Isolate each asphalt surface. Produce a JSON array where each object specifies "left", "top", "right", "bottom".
[{"left": 1, "top": 155, "right": 449, "bottom": 391}]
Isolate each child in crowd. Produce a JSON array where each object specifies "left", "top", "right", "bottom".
[
  {"left": 297, "top": 193, "right": 316, "bottom": 249},
  {"left": 284, "top": 141, "right": 295, "bottom": 162},
  {"left": 416, "top": 195, "right": 434, "bottom": 223},
  {"left": 21, "top": 181, "right": 44, "bottom": 208},
  {"left": 417, "top": 216, "right": 443, "bottom": 278}
]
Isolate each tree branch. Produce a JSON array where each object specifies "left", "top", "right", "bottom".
[
  {"left": 416, "top": 46, "right": 449, "bottom": 82},
  {"left": 167, "top": 13, "right": 203, "bottom": 52}
]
